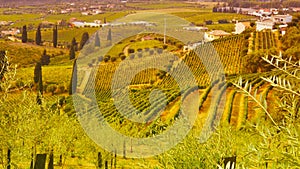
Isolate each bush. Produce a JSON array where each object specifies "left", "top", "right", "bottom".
[
  {"left": 130, "top": 54, "right": 135, "bottom": 59},
  {"left": 111, "top": 57, "right": 117, "bottom": 62},
  {"left": 120, "top": 55, "right": 126, "bottom": 60},
  {"left": 47, "top": 84, "right": 57, "bottom": 95},
  {"left": 128, "top": 48, "right": 135, "bottom": 54}
]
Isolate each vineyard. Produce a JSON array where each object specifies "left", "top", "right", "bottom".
[
  {"left": 1, "top": 12, "right": 300, "bottom": 168},
  {"left": 250, "top": 30, "right": 279, "bottom": 55}
]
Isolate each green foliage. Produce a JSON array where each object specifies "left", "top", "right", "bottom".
[
  {"left": 0, "top": 50, "right": 8, "bottom": 81},
  {"left": 69, "top": 45, "right": 75, "bottom": 60},
  {"left": 53, "top": 25, "right": 58, "bottom": 48},
  {"left": 33, "top": 62, "right": 41, "bottom": 83},
  {"left": 69, "top": 59, "right": 77, "bottom": 95},
  {"left": 79, "top": 32, "right": 89, "bottom": 50},
  {"left": 35, "top": 24, "right": 42, "bottom": 46},
  {"left": 41, "top": 49, "right": 50, "bottom": 66},
  {"left": 22, "top": 25, "right": 27, "bottom": 43}
]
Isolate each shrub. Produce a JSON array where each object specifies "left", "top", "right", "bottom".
[{"left": 111, "top": 57, "right": 117, "bottom": 62}]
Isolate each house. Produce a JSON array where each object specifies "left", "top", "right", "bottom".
[
  {"left": 256, "top": 19, "right": 274, "bottom": 31},
  {"left": 272, "top": 15, "right": 293, "bottom": 24},
  {"left": 141, "top": 35, "right": 153, "bottom": 41},
  {"left": 71, "top": 21, "right": 85, "bottom": 28},
  {"left": 234, "top": 21, "right": 251, "bottom": 34},
  {"left": 60, "top": 10, "right": 68, "bottom": 14},
  {"left": 81, "top": 12, "right": 90, "bottom": 16},
  {"left": 94, "top": 20, "right": 101, "bottom": 24},
  {"left": 1, "top": 28, "right": 20, "bottom": 36},
  {"left": 92, "top": 9, "right": 103, "bottom": 15},
  {"left": 183, "top": 26, "right": 208, "bottom": 32},
  {"left": 7, "top": 36, "right": 21, "bottom": 42},
  {"left": 204, "top": 30, "right": 231, "bottom": 41},
  {"left": 0, "top": 21, "right": 14, "bottom": 26},
  {"left": 183, "top": 41, "right": 204, "bottom": 52},
  {"left": 279, "top": 24, "right": 288, "bottom": 36}
]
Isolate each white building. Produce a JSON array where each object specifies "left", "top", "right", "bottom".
[
  {"left": 183, "top": 26, "right": 208, "bottom": 31},
  {"left": 256, "top": 20, "right": 274, "bottom": 31},
  {"left": 272, "top": 15, "right": 293, "bottom": 24},
  {"left": 204, "top": 30, "right": 231, "bottom": 41},
  {"left": 234, "top": 22, "right": 251, "bottom": 34}
]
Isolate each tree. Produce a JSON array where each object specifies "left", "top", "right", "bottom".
[
  {"left": 35, "top": 25, "right": 42, "bottom": 45},
  {"left": 95, "top": 31, "right": 100, "bottom": 47},
  {"left": 53, "top": 25, "right": 58, "bottom": 48},
  {"left": 0, "top": 50, "right": 8, "bottom": 81},
  {"left": 71, "top": 37, "right": 78, "bottom": 51},
  {"left": 34, "top": 62, "right": 42, "bottom": 83},
  {"left": 69, "top": 59, "right": 77, "bottom": 95},
  {"left": 79, "top": 32, "right": 89, "bottom": 50},
  {"left": 69, "top": 46, "right": 75, "bottom": 60},
  {"left": 34, "top": 62, "right": 43, "bottom": 104},
  {"left": 41, "top": 49, "right": 50, "bottom": 65},
  {"left": 107, "top": 28, "right": 112, "bottom": 41},
  {"left": 22, "top": 25, "right": 27, "bottom": 43}
]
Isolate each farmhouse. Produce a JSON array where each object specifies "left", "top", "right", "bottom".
[
  {"left": 1, "top": 28, "right": 20, "bottom": 36},
  {"left": 204, "top": 30, "right": 231, "bottom": 41},
  {"left": 234, "top": 21, "right": 251, "bottom": 34},
  {"left": 71, "top": 21, "right": 85, "bottom": 28},
  {"left": 256, "top": 19, "right": 274, "bottom": 31},
  {"left": 183, "top": 26, "right": 208, "bottom": 31},
  {"left": 272, "top": 15, "right": 293, "bottom": 24},
  {"left": 279, "top": 24, "right": 288, "bottom": 36}
]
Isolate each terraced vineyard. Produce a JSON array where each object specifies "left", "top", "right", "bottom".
[
  {"left": 251, "top": 30, "right": 279, "bottom": 54},
  {"left": 76, "top": 33, "right": 280, "bottom": 140}
]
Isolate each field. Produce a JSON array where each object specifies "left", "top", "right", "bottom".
[{"left": 0, "top": 1, "right": 300, "bottom": 169}]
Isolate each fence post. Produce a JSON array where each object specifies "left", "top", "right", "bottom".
[
  {"left": 123, "top": 141, "right": 126, "bottom": 159},
  {"left": 114, "top": 153, "right": 117, "bottom": 168},
  {"left": 34, "top": 154, "right": 47, "bottom": 169},
  {"left": 105, "top": 160, "right": 108, "bottom": 169},
  {"left": 97, "top": 152, "right": 102, "bottom": 169},
  {"left": 58, "top": 154, "right": 62, "bottom": 166},
  {"left": 48, "top": 150, "right": 53, "bottom": 169},
  {"left": 7, "top": 149, "right": 10, "bottom": 169}
]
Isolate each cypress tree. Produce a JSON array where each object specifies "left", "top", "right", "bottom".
[
  {"left": 107, "top": 28, "right": 112, "bottom": 41},
  {"left": 34, "top": 62, "right": 42, "bottom": 83},
  {"left": 53, "top": 25, "right": 58, "bottom": 48},
  {"left": 22, "top": 25, "right": 27, "bottom": 43},
  {"left": 95, "top": 31, "right": 100, "bottom": 47},
  {"left": 0, "top": 50, "right": 8, "bottom": 81},
  {"left": 35, "top": 25, "right": 42, "bottom": 45},
  {"left": 69, "top": 59, "right": 77, "bottom": 95},
  {"left": 69, "top": 46, "right": 75, "bottom": 60},
  {"left": 41, "top": 49, "right": 50, "bottom": 66},
  {"left": 71, "top": 37, "right": 78, "bottom": 51},
  {"left": 79, "top": 32, "right": 89, "bottom": 50},
  {"left": 34, "top": 62, "right": 43, "bottom": 105}
]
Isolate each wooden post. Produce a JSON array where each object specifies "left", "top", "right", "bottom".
[
  {"left": 48, "top": 150, "right": 53, "bottom": 169},
  {"left": 58, "top": 154, "right": 62, "bottom": 166},
  {"left": 105, "top": 160, "right": 108, "bottom": 169},
  {"left": 34, "top": 154, "right": 46, "bottom": 169},
  {"left": 123, "top": 141, "right": 126, "bottom": 159},
  {"left": 114, "top": 153, "right": 117, "bottom": 168},
  {"left": 97, "top": 152, "right": 102, "bottom": 169},
  {"left": 7, "top": 149, "right": 11, "bottom": 169},
  {"left": 30, "top": 152, "right": 34, "bottom": 169}
]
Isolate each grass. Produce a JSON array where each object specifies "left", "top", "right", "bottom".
[
  {"left": 0, "top": 41, "right": 70, "bottom": 67},
  {"left": 0, "top": 11, "right": 129, "bottom": 28}
]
